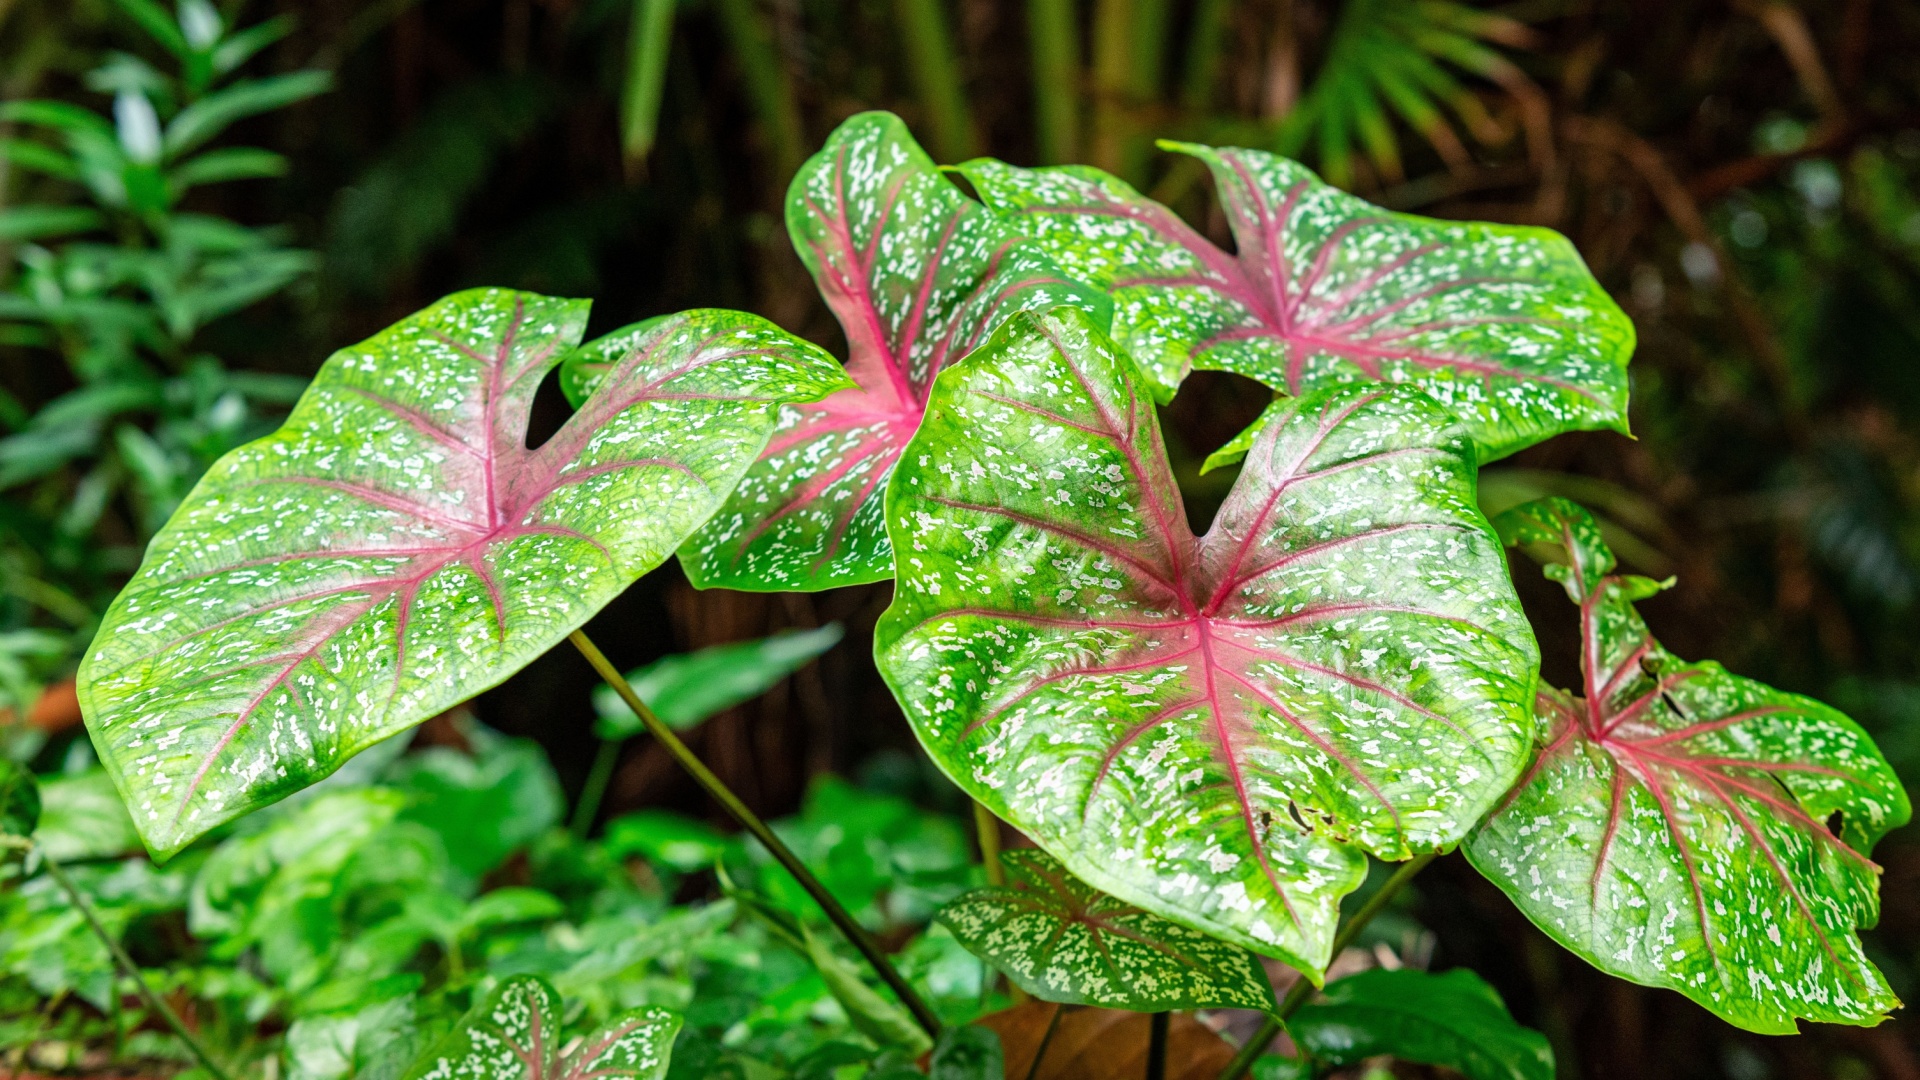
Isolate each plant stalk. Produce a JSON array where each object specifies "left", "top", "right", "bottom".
[
  {"left": 569, "top": 629, "right": 942, "bottom": 1038},
  {"left": 1216, "top": 851, "right": 1439, "bottom": 1080},
  {"left": 713, "top": 0, "right": 805, "bottom": 178},
  {"left": 1146, "top": 1010, "right": 1170, "bottom": 1080},
  {"left": 893, "top": 0, "right": 978, "bottom": 162},
  {"left": 1027, "top": 0, "right": 1079, "bottom": 163},
  {"left": 971, "top": 800, "right": 1027, "bottom": 1004},
  {"left": 1023, "top": 1001, "right": 1065, "bottom": 1080},
  {"left": 620, "top": 0, "right": 677, "bottom": 173},
  {"left": 570, "top": 736, "right": 623, "bottom": 838},
  {"left": 41, "top": 853, "right": 235, "bottom": 1080}
]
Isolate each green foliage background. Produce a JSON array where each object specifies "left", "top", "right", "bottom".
[{"left": 5, "top": 0, "right": 1920, "bottom": 1077}]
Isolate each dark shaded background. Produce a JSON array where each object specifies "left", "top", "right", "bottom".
[{"left": 8, "top": 1, "right": 1920, "bottom": 1076}]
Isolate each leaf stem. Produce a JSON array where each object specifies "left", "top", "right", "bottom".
[
  {"left": 40, "top": 852, "right": 235, "bottom": 1080},
  {"left": 971, "top": 800, "right": 1028, "bottom": 1005},
  {"left": 570, "top": 737, "right": 623, "bottom": 838},
  {"left": 569, "top": 629, "right": 943, "bottom": 1038},
  {"left": 1023, "top": 1002, "right": 1065, "bottom": 1080},
  {"left": 1216, "top": 851, "right": 1439, "bottom": 1080},
  {"left": 1146, "top": 1010, "right": 1170, "bottom": 1080}
]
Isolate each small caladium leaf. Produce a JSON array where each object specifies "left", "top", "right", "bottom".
[
  {"left": 1286, "top": 968, "right": 1553, "bottom": 1080},
  {"left": 956, "top": 146, "right": 1633, "bottom": 461},
  {"left": 1467, "top": 497, "right": 1911, "bottom": 1033},
  {"left": 404, "top": 974, "right": 680, "bottom": 1080},
  {"left": 937, "top": 848, "right": 1277, "bottom": 1012},
  {"left": 79, "top": 289, "right": 851, "bottom": 857},
  {"left": 876, "top": 305, "right": 1537, "bottom": 973},
  {"left": 620, "top": 111, "right": 1107, "bottom": 592}
]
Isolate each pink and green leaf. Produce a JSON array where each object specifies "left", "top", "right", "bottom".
[
  {"left": 1468, "top": 498, "right": 1910, "bottom": 1034},
  {"left": 956, "top": 146, "right": 1633, "bottom": 461},
  {"left": 404, "top": 974, "right": 679, "bottom": 1080},
  {"left": 662, "top": 110, "right": 1107, "bottom": 592},
  {"left": 876, "top": 304, "right": 1538, "bottom": 975},
  {"left": 78, "top": 289, "right": 851, "bottom": 858}
]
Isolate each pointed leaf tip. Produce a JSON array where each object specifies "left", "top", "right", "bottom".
[
  {"left": 877, "top": 304, "right": 1538, "bottom": 973},
  {"left": 78, "top": 289, "right": 849, "bottom": 857}
]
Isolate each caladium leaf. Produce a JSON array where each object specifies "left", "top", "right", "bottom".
[
  {"left": 637, "top": 110, "right": 1106, "bottom": 592},
  {"left": 937, "top": 848, "right": 1277, "bottom": 1012},
  {"left": 1467, "top": 497, "right": 1910, "bottom": 1033},
  {"left": 1286, "top": 967, "right": 1553, "bottom": 1080},
  {"left": 404, "top": 974, "right": 680, "bottom": 1080},
  {"left": 875, "top": 304, "right": 1537, "bottom": 974},
  {"left": 78, "top": 289, "right": 851, "bottom": 858},
  {"left": 956, "top": 146, "right": 1633, "bottom": 461}
]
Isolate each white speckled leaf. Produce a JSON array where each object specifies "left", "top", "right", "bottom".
[
  {"left": 1468, "top": 498, "right": 1911, "bottom": 1034},
  {"left": 404, "top": 974, "right": 679, "bottom": 1080},
  {"left": 937, "top": 848, "right": 1277, "bottom": 1012},
  {"left": 652, "top": 111, "right": 1106, "bottom": 592},
  {"left": 78, "top": 289, "right": 852, "bottom": 858},
  {"left": 956, "top": 146, "right": 1633, "bottom": 461},
  {"left": 875, "top": 304, "right": 1538, "bottom": 974}
]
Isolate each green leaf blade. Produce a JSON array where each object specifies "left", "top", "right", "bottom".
[
  {"left": 79, "top": 289, "right": 851, "bottom": 858},
  {"left": 937, "top": 849, "right": 1277, "bottom": 1012},
  {"left": 1288, "top": 967, "right": 1552, "bottom": 1080},
  {"left": 958, "top": 147, "right": 1633, "bottom": 460},
  {"left": 1468, "top": 499, "right": 1911, "bottom": 1033},
  {"left": 667, "top": 111, "right": 1107, "bottom": 592},
  {"left": 876, "top": 304, "right": 1537, "bottom": 973}
]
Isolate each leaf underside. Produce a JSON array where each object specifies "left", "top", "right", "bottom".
[
  {"left": 1288, "top": 967, "right": 1553, "bottom": 1080},
  {"left": 405, "top": 974, "right": 679, "bottom": 1080},
  {"left": 1467, "top": 498, "right": 1911, "bottom": 1033},
  {"left": 876, "top": 304, "right": 1538, "bottom": 973},
  {"left": 957, "top": 145, "right": 1633, "bottom": 461},
  {"left": 938, "top": 848, "right": 1277, "bottom": 1013},
  {"left": 622, "top": 110, "right": 1106, "bottom": 592},
  {"left": 79, "top": 288, "right": 850, "bottom": 857}
]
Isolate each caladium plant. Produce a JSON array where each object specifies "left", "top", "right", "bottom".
[
  {"left": 578, "top": 111, "right": 1108, "bottom": 592},
  {"left": 77, "top": 289, "right": 850, "bottom": 856},
  {"left": 404, "top": 975, "right": 679, "bottom": 1080},
  {"left": 1467, "top": 497, "right": 1910, "bottom": 1033},
  {"left": 955, "top": 144, "right": 1634, "bottom": 461},
  {"left": 875, "top": 303, "right": 1538, "bottom": 974}
]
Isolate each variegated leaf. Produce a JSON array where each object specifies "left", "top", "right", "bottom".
[
  {"left": 875, "top": 304, "right": 1537, "bottom": 974},
  {"left": 1468, "top": 498, "right": 1910, "bottom": 1033},
  {"left": 404, "top": 974, "right": 679, "bottom": 1080},
  {"left": 581, "top": 111, "right": 1105, "bottom": 591},
  {"left": 937, "top": 848, "right": 1277, "bottom": 1012},
  {"left": 957, "top": 146, "right": 1633, "bottom": 461},
  {"left": 78, "top": 289, "right": 851, "bottom": 857}
]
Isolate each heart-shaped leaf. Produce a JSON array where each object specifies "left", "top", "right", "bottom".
[
  {"left": 937, "top": 848, "right": 1277, "bottom": 1012},
  {"left": 1467, "top": 498, "right": 1910, "bottom": 1033},
  {"left": 404, "top": 974, "right": 680, "bottom": 1080},
  {"left": 578, "top": 111, "right": 1105, "bottom": 592},
  {"left": 78, "top": 289, "right": 851, "bottom": 857},
  {"left": 1286, "top": 967, "right": 1553, "bottom": 1080},
  {"left": 956, "top": 146, "right": 1633, "bottom": 461},
  {"left": 875, "top": 304, "right": 1537, "bottom": 973}
]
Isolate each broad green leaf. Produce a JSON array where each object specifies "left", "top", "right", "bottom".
[
  {"left": 592, "top": 623, "right": 844, "bottom": 736},
  {"left": 78, "top": 288, "right": 851, "bottom": 858},
  {"left": 0, "top": 759, "right": 38, "bottom": 847},
  {"left": 33, "top": 770, "right": 140, "bottom": 862},
  {"left": 404, "top": 973, "right": 680, "bottom": 1080},
  {"left": 875, "top": 305, "right": 1537, "bottom": 973},
  {"left": 601, "top": 809, "right": 729, "bottom": 872},
  {"left": 956, "top": 147, "right": 1632, "bottom": 460},
  {"left": 1467, "top": 498, "right": 1910, "bottom": 1033},
  {"left": 389, "top": 725, "right": 564, "bottom": 889},
  {"left": 937, "top": 849, "right": 1276, "bottom": 1012},
  {"left": 1287, "top": 967, "right": 1552, "bottom": 1080},
  {"left": 576, "top": 110, "right": 1104, "bottom": 591},
  {"left": 929, "top": 1025, "right": 1004, "bottom": 1080}
]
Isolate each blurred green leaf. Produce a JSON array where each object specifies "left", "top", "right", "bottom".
[
  {"left": 33, "top": 770, "right": 139, "bottom": 862},
  {"left": 1287, "top": 967, "right": 1552, "bottom": 1080},
  {"left": 592, "top": 624, "right": 843, "bottom": 737},
  {"left": 602, "top": 809, "right": 729, "bottom": 873},
  {"left": 0, "top": 207, "right": 102, "bottom": 242},
  {"left": 387, "top": 727, "right": 567, "bottom": 892},
  {"left": 164, "top": 70, "right": 332, "bottom": 158},
  {"left": 0, "top": 758, "right": 39, "bottom": 846}
]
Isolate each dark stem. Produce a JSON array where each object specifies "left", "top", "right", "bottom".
[
  {"left": 1216, "top": 851, "right": 1439, "bottom": 1080},
  {"left": 569, "top": 629, "right": 942, "bottom": 1038},
  {"left": 1023, "top": 1002, "right": 1066, "bottom": 1080},
  {"left": 41, "top": 854, "right": 235, "bottom": 1080},
  {"left": 570, "top": 736, "right": 622, "bottom": 838},
  {"left": 1146, "top": 1010, "right": 1170, "bottom": 1080}
]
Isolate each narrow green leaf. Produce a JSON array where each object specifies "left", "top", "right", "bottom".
[
  {"left": 1287, "top": 967, "right": 1553, "bottom": 1080},
  {"left": 78, "top": 289, "right": 852, "bottom": 858},
  {"left": 938, "top": 849, "right": 1277, "bottom": 1012},
  {"left": 169, "top": 146, "right": 289, "bottom": 191},
  {"left": 957, "top": 147, "right": 1633, "bottom": 460},
  {"left": 615, "top": 112, "right": 1105, "bottom": 591},
  {"left": 1027, "top": 0, "right": 1080, "bottom": 164},
  {"left": 109, "top": 0, "right": 192, "bottom": 58},
  {"left": 876, "top": 305, "right": 1537, "bottom": 973},
  {"left": 1, "top": 138, "right": 80, "bottom": 180},
  {"left": 403, "top": 974, "right": 680, "bottom": 1080},
  {"left": 0, "top": 207, "right": 104, "bottom": 241},
  {"left": 592, "top": 623, "right": 843, "bottom": 737},
  {"left": 892, "top": 0, "right": 978, "bottom": 163},
  {"left": 164, "top": 70, "right": 333, "bottom": 159},
  {"left": 1467, "top": 498, "right": 1911, "bottom": 1033},
  {"left": 620, "top": 0, "right": 677, "bottom": 167},
  {"left": 802, "top": 921, "right": 933, "bottom": 1053}
]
